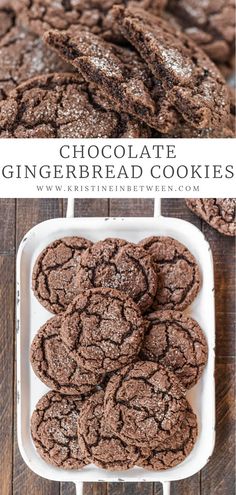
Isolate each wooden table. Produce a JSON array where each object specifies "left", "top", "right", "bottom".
[{"left": 0, "top": 198, "right": 235, "bottom": 495}]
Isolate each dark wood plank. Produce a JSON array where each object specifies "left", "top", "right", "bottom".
[
  {"left": 63, "top": 199, "right": 109, "bottom": 218},
  {"left": 109, "top": 199, "right": 153, "bottom": 217},
  {"left": 107, "top": 482, "right": 153, "bottom": 495},
  {"left": 0, "top": 199, "right": 15, "bottom": 254},
  {"left": 162, "top": 198, "right": 201, "bottom": 229},
  {"left": 13, "top": 199, "right": 63, "bottom": 495},
  {"left": 83, "top": 483, "right": 107, "bottom": 495},
  {"left": 60, "top": 482, "right": 76, "bottom": 495},
  {"left": 0, "top": 256, "right": 15, "bottom": 495},
  {"left": 200, "top": 359, "right": 235, "bottom": 494}
]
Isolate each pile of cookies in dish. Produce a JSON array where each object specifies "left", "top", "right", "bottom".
[
  {"left": 30, "top": 235, "right": 208, "bottom": 471},
  {"left": 0, "top": 0, "right": 235, "bottom": 137}
]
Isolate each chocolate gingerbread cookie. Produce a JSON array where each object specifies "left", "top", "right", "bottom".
[
  {"left": 61, "top": 288, "right": 145, "bottom": 374},
  {"left": 139, "top": 236, "right": 201, "bottom": 311},
  {"left": 76, "top": 238, "right": 158, "bottom": 313},
  {"left": 31, "top": 391, "right": 89, "bottom": 468},
  {"left": 32, "top": 237, "right": 93, "bottom": 313},
  {"left": 186, "top": 199, "right": 236, "bottom": 236},
  {"left": 44, "top": 29, "right": 180, "bottom": 134},
  {"left": 141, "top": 310, "right": 208, "bottom": 389},
  {"left": 78, "top": 390, "right": 139, "bottom": 470},
  {"left": 30, "top": 316, "right": 104, "bottom": 395},
  {"left": 104, "top": 361, "right": 188, "bottom": 447},
  {"left": 113, "top": 6, "right": 230, "bottom": 131},
  {"left": 15, "top": 0, "right": 166, "bottom": 44},
  {"left": 0, "top": 72, "right": 150, "bottom": 138},
  {"left": 137, "top": 404, "right": 198, "bottom": 470},
  {"left": 167, "top": 0, "right": 235, "bottom": 65},
  {"left": 0, "top": 3, "right": 71, "bottom": 100}
]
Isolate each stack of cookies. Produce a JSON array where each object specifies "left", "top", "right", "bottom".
[
  {"left": 30, "top": 235, "right": 208, "bottom": 471},
  {"left": 0, "top": 0, "right": 235, "bottom": 137}
]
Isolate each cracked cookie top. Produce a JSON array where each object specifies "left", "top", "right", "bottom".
[
  {"left": 31, "top": 391, "right": 90, "bottom": 469},
  {"left": 137, "top": 403, "right": 198, "bottom": 469},
  {"left": 76, "top": 238, "right": 158, "bottom": 313},
  {"left": 139, "top": 236, "right": 201, "bottom": 311},
  {"left": 43, "top": 29, "right": 180, "bottom": 134},
  {"left": 186, "top": 198, "right": 236, "bottom": 236},
  {"left": 61, "top": 288, "right": 146, "bottom": 374},
  {"left": 167, "top": 0, "right": 235, "bottom": 65},
  {"left": 78, "top": 390, "right": 140, "bottom": 470},
  {"left": 113, "top": 5, "right": 230, "bottom": 131},
  {"left": 0, "top": 72, "right": 151, "bottom": 138},
  {"left": 32, "top": 236, "right": 93, "bottom": 313},
  {"left": 141, "top": 310, "right": 208, "bottom": 389},
  {"left": 104, "top": 361, "right": 188, "bottom": 447},
  {"left": 0, "top": 3, "right": 71, "bottom": 100},
  {"left": 30, "top": 315, "right": 104, "bottom": 395},
  {"left": 14, "top": 0, "right": 166, "bottom": 43}
]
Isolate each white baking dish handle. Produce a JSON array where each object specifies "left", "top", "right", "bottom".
[
  {"left": 162, "top": 481, "right": 171, "bottom": 495},
  {"left": 74, "top": 482, "right": 83, "bottom": 495},
  {"left": 66, "top": 198, "right": 161, "bottom": 218}
]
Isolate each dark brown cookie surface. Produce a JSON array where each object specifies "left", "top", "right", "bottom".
[
  {"left": 61, "top": 288, "right": 146, "bottom": 373},
  {"left": 32, "top": 236, "right": 93, "bottom": 313},
  {"left": 78, "top": 390, "right": 139, "bottom": 470},
  {"left": 113, "top": 6, "right": 230, "bottom": 131},
  {"left": 0, "top": 72, "right": 151, "bottom": 138},
  {"left": 0, "top": 3, "right": 71, "bottom": 100},
  {"left": 31, "top": 391, "right": 89, "bottom": 469},
  {"left": 139, "top": 236, "right": 201, "bottom": 311},
  {"left": 44, "top": 29, "right": 179, "bottom": 134},
  {"left": 104, "top": 361, "right": 187, "bottom": 447},
  {"left": 76, "top": 238, "right": 158, "bottom": 313},
  {"left": 167, "top": 0, "right": 235, "bottom": 65},
  {"left": 30, "top": 316, "right": 104, "bottom": 395},
  {"left": 141, "top": 310, "right": 208, "bottom": 389},
  {"left": 137, "top": 404, "right": 198, "bottom": 470},
  {"left": 186, "top": 199, "right": 236, "bottom": 236},
  {"left": 15, "top": 0, "right": 166, "bottom": 43}
]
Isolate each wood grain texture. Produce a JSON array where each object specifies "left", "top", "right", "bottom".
[{"left": 0, "top": 198, "right": 234, "bottom": 495}]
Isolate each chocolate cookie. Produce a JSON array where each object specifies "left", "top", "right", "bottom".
[
  {"left": 32, "top": 237, "right": 93, "bottom": 313},
  {"left": 15, "top": 0, "right": 166, "bottom": 44},
  {"left": 137, "top": 404, "right": 198, "bottom": 470},
  {"left": 31, "top": 391, "right": 89, "bottom": 468},
  {"left": 76, "top": 238, "right": 158, "bottom": 313},
  {"left": 141, "top": 310, "right": 208, "bottom": 389},
  {"left": 167, "top": 0, "right": 235, "bottom": 65},
  {"left": 30, "top": 316, "right": 104, "bottom": 395},
  {"left": 186, "top": 199, "right": 236, "bottom": 236},
  {"left": 0, "top": 72, "right": 151, "bottom": 138},
  {"left": 113, "top": 6, "right": 230, "bottom": 131},
  {"left": 104, "top": 361, "right": 188, "bottom": 447},
  {"left": 0, "top": 3, "right": 71, "bottom": 100},
  {"left": 78, "top": 390, "right": 139, "bottom": 470},
  {"left": 61, "top": 288, "right": 146, "bottom": 374},
  {"left": 139, "top": 236, "right": 201, "bottom": 311},
  {"left": 43, "top": 29, "right": 180, "bottom": 134}
]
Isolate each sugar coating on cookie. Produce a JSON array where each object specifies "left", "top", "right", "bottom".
[
  {"left": 139, "top": 236, "right": 201, "bottom": 311},
  {"left": 104, "top": 361, "right": 188, "bottom": 447},
  {"left": 141, "top": 310, "right": 208, "bottom": 389},
  {"left": 137, "top": 404, "right": 198, "bottom": 470},
  {"left": 186, "top": 198, "right": 236, "bottom": 236},
  {"left": 32, "top": 236, "right": 93, "bottom": 313},
  {"left": 61, "top": 288, "right": 146, "bottom": 373},
  {"left": 31, "top": 391, "right": 90, "bottom": 469},
  {"left": 43, "top": 29, "right": 180, "bottom": 134},
  {"left": 76, "top": 238, "right": 158, "bottom": 313},
  {"left": 0, "top": 72, "right": 151, "bottom": 138},
  {"left": 113, "top": 5, "right": 230, "bottom": 131},
  {"left": 0, "top": 4, "right": 71, "bottom": 100},
  {"left": 30, "top": 315, "right": 104, "bottom": 395},
  {"left": 78, "top": 390, "right": 140, "bottom": 470}
]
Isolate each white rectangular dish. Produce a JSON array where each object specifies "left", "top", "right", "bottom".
[{"left": 16, "top": 200, "right": 215, "bottom": 495}]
